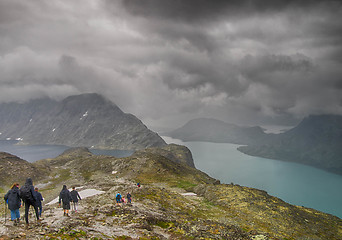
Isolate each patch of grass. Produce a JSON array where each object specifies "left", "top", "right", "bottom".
[
  {"left": 115, "top": 236, "right": 132, "bottom": 240},
  {"left": 81, "top": 171, "right": 92, "bottom": 181},
  {"left": 55, "top": 169, "right": 71, "bottom": 182},
  {"left": 173, "top": 180, "right": 197, "bottom": 190},
  {"left": 155, "top": 220, "right": 175, "bottom": 229},
  {"left": 69, "top": 229, "right": 87, "bottom": 237}
]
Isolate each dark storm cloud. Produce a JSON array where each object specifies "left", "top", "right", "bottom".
[
  {"left": 1, "top": 0, "right": 342, "bottom": 128},
  {"left": 122, "top": 0, "right": 324, "bottom": 22}
]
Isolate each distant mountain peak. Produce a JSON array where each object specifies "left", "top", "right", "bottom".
[{"left": 0, "top": 93, "right": 166, "bottom": 150}]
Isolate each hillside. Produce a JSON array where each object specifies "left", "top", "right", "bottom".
[
  {"left": 0, "top": 93, "right": 166, "bottom": 150},
  {"left": 238, "top": 115, "right": 342, "bottom": 175},
  {"left": 0, "top": 152, "right": 49, "bottom": 189},
  {"left": 0, "top": 147, "right": 341, "bottom": 239},
  {"left": 166, "top": 118, "right": 267, "bottom": 145}
]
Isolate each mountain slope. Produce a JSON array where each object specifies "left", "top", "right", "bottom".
[
  {"left": 0, "top": 147, "right": 341, "bottom": 239},
  {"left": 238, "top": 114, "right": 342, "bottom": 174},
  {"left": 0, "top": 152, "right": 49, "bottom": 188},
  {"left": 0, "top": 93, "right": 166, "bottom": 150},
  {"left": 166, "top": 118, "right": 267, "bottom": 145}
]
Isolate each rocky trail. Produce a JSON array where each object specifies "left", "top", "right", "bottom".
[{"left": 0, "top": 177, "right": 263, "bottom": 239}]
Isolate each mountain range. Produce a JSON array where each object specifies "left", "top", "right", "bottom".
[
  {"left": 0, "top": 93, "right": 166, "bottom": 150},
  {"left": 166, "top": 115, "right": 342, "bottom": 175}
]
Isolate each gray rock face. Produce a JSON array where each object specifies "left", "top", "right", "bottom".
[{"left": 0, "top": 93, "right": 166, "bottom": 150}]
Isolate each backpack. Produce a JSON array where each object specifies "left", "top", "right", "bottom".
[
  {"left": 20, "top": 185, "right": 32, "bottom": 200},
  {"left": 116, "top": 193, "right": 121, "bottom": 200}
]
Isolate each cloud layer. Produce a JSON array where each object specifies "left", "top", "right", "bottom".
[{"left": 1, "top": 0, "right": 342, "bottom": 128}]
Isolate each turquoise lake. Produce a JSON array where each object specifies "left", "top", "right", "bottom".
[{"left": 162, "top": 136, "right": 342, "bottom": 219}]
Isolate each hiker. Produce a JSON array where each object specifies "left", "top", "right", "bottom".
[
  {"left": 4, "top": 183, "right": 21, "bottom": 225},
  {"left": 137, "top": 182, "right": 140, "bottom": 188},
  {"left": 115, "top": 192, "right": 122, "bottom": 206},
  {"left": 34, "top": 187, "right": 44, "bottom": 217},
  {"left": 59, "top": 185, "right": 72, "bottom": 217},
  {"left": 70, "top": 186, "right": 82, "bottom": 212},
  {"left": 20, "top": 178, "right": 40, "bottom": 225},
  {"left": 126, "top": 192, "right": 132, "bottom": 204}
]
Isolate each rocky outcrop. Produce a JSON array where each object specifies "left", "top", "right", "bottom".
[
  {"left": 0, "top": 93, "right": 166, "bottom": 150},
  {"left": 136, "top": 144, "right": 195, "bottom": 168}
]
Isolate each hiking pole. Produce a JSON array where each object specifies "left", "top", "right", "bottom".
[{"left": 4, "top": 201, "right": 7, "bottom": 225}]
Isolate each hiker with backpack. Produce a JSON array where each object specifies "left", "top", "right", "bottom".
[
  {"left": 115, "top": 192, "right": 122, "bottom": 206},
  {"left": 4, "top": 182, "right": 21, "bottom": 225},
  {"left": 70, "top": 186, "right": 81, "bottom": 212},
  {"left": 34, "top": 187, "right": 44, "bottom": 217},
  {"left": 127, "top": 192, "right": 132, "bottom": 204},
  {"left": 20, "top": 178, "right": 40, "bottom": 225},
  {"left": 59, "top": 185, "right": 72, "bottom": 216}
]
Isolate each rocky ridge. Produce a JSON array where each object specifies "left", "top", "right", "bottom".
[
  {"left": 0, "top": 146, "right": 341, "bottom": 239},
  {"left": 0, "top": 93, "right": 166, "bottom": 150}
]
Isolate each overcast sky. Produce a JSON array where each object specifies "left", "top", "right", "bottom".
[{"left": 1, "top": 0, "right": 342, "bottom": 130}]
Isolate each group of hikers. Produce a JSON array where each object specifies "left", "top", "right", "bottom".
[
  {"left": 115, "top": 192, "right": 132, "bottom": 206},
  {"left": 3, "top": 178, "right": 82, "bottom": 225},
  {"left": 4, "top": 178, "right": 137, "bottom": 226},
  {"left": 3, "top": 178, "right": 43, "bottom": 226},
  {"left": 58, "top": 185, "right": 82, "bottom": 217}
]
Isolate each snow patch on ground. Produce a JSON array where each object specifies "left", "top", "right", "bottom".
[
  {"left": 47, "top": 188, "right": 105, "bottom": 205},
  {"left": 181, "top": 192, "right": 197, "bottom": 196},
  {"left": 80, "top": 111, "right": 88, "bottom": 120}
]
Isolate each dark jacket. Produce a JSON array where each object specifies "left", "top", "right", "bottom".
[
  {"left": 4, "top": 186, "right": 21, "bottom": 211},
  {"left": 35, "top": 191, "right": 43, "bottom": 207},
  {"left": 70, "top": 190, "right": 81, "bottom": 202},
  {"left": 20, "top": 178, "right": 37, "bottom": 203},
  {"left": 59, "top": 185, "right": 72, "bottom": 205}
]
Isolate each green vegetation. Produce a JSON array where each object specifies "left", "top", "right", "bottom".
[
  {"left": 81, "top": 171, "right": 93, "bottom": 181},
  {"left": 172, "top": 180, "right": 197, "bottom": 190}
]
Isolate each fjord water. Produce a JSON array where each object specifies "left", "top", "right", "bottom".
[
  {"left": 0, "top": 140, "right": 133, "bottom": 162},
  {"left": 162, "top": 136, "right": 342, "bottom": 219}
]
